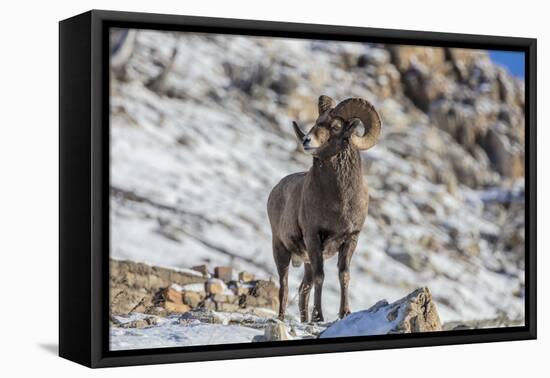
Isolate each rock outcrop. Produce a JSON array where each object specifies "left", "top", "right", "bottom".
[
  {"left": 110, "top": 259, "right": 278, "bottom": 317},
  {"left": 320, "top": 287, "right": 442, "bottom": 338},
  {"left": 110, "top": 259, "right": 206, "bottom": 315}
]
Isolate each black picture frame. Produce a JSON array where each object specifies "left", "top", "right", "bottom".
[{"left": 59, "top": 9, "right": 537, "bottom": 368}]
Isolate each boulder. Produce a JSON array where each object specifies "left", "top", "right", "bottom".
[
  {"left": 182, "top": 291, "right": 204, "bottom": 308},
  {"left": 164, "top": 301, "right": 191, "bottom": 313},
  {"left": 202, "top": 298, "right": 216, "bottom": 311},
  {"left": 482, "top": 126, "right": 524, "bottom": 178},
  {"left": 164, "top": 287, "right": 183, "bottom": 304},
  {"left": 149, "top": 285, "right": 192, "bottom": 314},
  {"left": 110, "top": 287, "right": 152, "bottom": 315},
  {"left": 250, "top": 280, "right": 278, "bottom": 299},
  {"left": 214, "top": 266, "right": 234, "bottom": 282},
  {"left": 205, "top": 278, "right": 227, "bottom": 294},
  {"left": 388, "top": 288, "right": 442, "bottom": 333},
  {"left": 320, "top": 287, "right": 442, "bottom": 338},
  {"left": 228, "top": 282, "right": 251, "bottom": 296},
  {"left": 213, "top": 293, "right": 238, "bottom": 304},
  {"left": 238, "top": 271, "right": 255, "bottom": 282},
  {"left": 264, "top": 322, "right": 290, "bottom": 341},
  {"left": 246, "top": 280, "right": 279, "bottom": 311}
]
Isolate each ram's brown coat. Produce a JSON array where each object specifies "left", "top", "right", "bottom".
[{"left": 267, "top": 95, "right": 382, "bottom": 322}]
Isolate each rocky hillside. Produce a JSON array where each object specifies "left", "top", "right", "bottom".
[{"left": 110, "top": 29, "right": 525, "bottom": 325}]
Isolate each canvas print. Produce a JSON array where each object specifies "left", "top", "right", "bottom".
[{"left": 108, "top": 28, "right": 525, "bottom": 351}]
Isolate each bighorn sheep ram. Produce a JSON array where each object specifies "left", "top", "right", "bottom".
[{"left": 267, "top": 95, "right": 382, "bottom": 322}]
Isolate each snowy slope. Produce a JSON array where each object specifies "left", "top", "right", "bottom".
[{"left": 110, "top": 30, "right": 525, "bottom": 323}]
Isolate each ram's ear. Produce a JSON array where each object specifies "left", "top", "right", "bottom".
[
  {"left": 292, "top": 121, "right": 305, "bottom": 141},
  {"left": 332, "top": 98, "right": 382, "bottom": 150},
  {"left": 343, "top": 118, "right": 363, "bottom": 136}
]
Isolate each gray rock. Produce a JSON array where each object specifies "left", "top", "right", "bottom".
[
  {"left": 264, "top": 322, "right": 290, "bottom": 341},
  {"left": 320, "top": 287, "right": 442, "bottom": 338},
  {"left": 388, "top": 287, "right": 442, "bottom": 333}
]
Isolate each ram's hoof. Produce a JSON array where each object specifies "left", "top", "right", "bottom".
[
  {"left": 339, "top": 309, "right": 351, "bottom": 319},
  {"left": 311, "top": 310, "right": 324, "bottom": 323}
]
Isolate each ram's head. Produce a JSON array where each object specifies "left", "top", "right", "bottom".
[{"left": 293, "top": 95, "right": 382, "bottom": 158}]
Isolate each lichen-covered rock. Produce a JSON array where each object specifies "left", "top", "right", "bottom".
[{"left": 387, "top": 287, "right": 442, "bottom": 333}]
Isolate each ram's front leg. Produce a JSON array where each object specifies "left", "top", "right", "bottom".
[
  {"left": 338, "top": 235, "right": 358, "bottom": 318},
  {"left": 298, "top": 263, "right": 313, "bottom": 323},
  {"left": 305, "top": 233, "right": 324, "bottom": 322}
]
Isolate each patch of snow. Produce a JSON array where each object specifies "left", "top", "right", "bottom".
[
  {"left": 110, "top": 318, "right": 262, "bottom": 350},
  {"left": 170, "top": 283, "right": 205, "bottom": 292},
  {"left": 320, "top": 302, "right": 402, "bottom": 338}
]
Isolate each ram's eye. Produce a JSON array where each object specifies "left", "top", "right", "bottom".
[{"left": 331, "top": 120, "right": 342, "bottom": 132}]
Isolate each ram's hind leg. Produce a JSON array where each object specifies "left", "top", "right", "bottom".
[
  {"left": 273, "top": 239, "right": 291, "bottom": 321},
  {"left": 298, "top": 263, "right": 313, "bottom": 322}
]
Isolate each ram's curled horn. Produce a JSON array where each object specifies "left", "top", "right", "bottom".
[
  {"left": 331, "top": 98, "right": 382, "bottom": 151},
  {"left": 318, "top": 95, "right": 336, "bottom": 114}
]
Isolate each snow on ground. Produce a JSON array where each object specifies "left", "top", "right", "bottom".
[
  {"left": 111, "top": 314, "right": 263, "bottom": 350},
  {"left": 110, "top": 310, "right": 329, "bottom": 350},
  {"left": 320, "top": 305, "right": 401, "bottom": 338}
]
